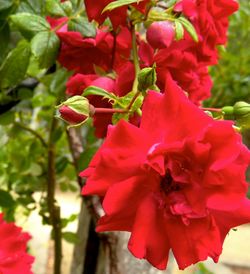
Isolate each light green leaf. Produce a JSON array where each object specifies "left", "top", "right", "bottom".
[
  {"left": 68, "top": 17, "right": 96, "bottom": 38},
  {"left": 102, "top": 0, "right": 143, "bottom": 13},
  {"left": 31, "top": 31, "right": 60, "bottom": 69},
  {"left": 46, "top": 0, "right": 67, "bottom": 17},
  {"left": 175, "top": 20, "right": 184, "bottom": 41},
  {"left": 0, "top": 0, "right": 12, "bottom": 11},
  {"left": 83, "top": 86, "right": 118, "bottom": 102},
  {"left": 177, "top": 16, "right": 198, "bottom": 42},
  {"left": 10, "top": 13, "right": 50, "bottom": 39},
  {"left": 0, "top": 40, "right": 31, "bottom": 89}
]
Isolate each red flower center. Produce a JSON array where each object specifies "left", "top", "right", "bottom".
[{"left": 160, "top": 170, "right": 182, "bottom": 195}]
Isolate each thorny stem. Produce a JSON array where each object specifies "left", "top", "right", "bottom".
[
  {"left": 47, "top": 117, "right": 62, "bottom": 274},
  {"left": 126, "top": 90, "right": 141, "bottom": 111}
]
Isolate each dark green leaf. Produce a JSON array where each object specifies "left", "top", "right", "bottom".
[
  {"left": 0, "top": 40, "right": 31, "bottom": 89},
  {"left": 10, "top": 13, "right": 50, "bottom": 39},
  {"left": 0, "top": 111, "right": 15, "bottom": 125},
  {"left": 68, "top": 17, "right": 96, "bottom": 38},
  {"left": 62, "top": 232, "right": 80, "bottom": 244},
  {"left": 103, "top": 0, "right": 142, "bottom": 13},
  {"left": 31, "top": 31, "right": 60, "bottom": 69},
  {"left": 0, "top": 190, "right": 15, "bottom": 208},
  {"left": 56, "top": 156, "right": 69, "bottom": 173},
  {"left": 0, "top": 21, "right": 10, "bottom": 63}
]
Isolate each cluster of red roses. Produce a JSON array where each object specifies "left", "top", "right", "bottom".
[
  {"left": 56, "top": 0, "right": 250, "bottom": 271},
  {"left": 0, "top": 214, "right": 34, "bottom": 274}
]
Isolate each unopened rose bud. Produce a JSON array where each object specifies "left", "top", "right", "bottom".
[
  {"left": 233, "top": 101, "right": 250, "bottom": 128},
  {"left": 58, "top": 96, "right": 93, "bottom": 125},
  {"left": 138, "top": 66, "right": 157, "bottom": 93},
  {"left": 59, "top": 105, "right": 88, "bottom": 124},
  {"left": 146, "top": 21, "right": 175, "bottom": 49},
  {"left": 233, "top": 101, "right": 250, "bottom": 116}
]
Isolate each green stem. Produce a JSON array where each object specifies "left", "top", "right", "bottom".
[
  {"left": 47, "top": 117, "right": 62, "bottom": 274},
  {"left": 126, "top": 90, "right": 141, "bottom": 111},
  {"left": 131, "top": 25, "right": 140, "bottom": 93}
]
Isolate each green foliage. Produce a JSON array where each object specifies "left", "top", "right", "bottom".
[
  {"left": 0, "top": 40, "right": 31, "bottom": 89},
  {"left": 103, "top": 0, "right": 142, "bottom": 13},
  {"left": 68, "top": 17, "right": 96, "bottom": 38},
  {"left": 10, "top": 13, "right": 51, "bottom": 39},
  {"left": 31, "top": 31, "right": 60, "bottom": 68}
]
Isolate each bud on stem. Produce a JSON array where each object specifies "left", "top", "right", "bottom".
[{"left": 58, "top": 96, "right": 92, "bottom": 126}]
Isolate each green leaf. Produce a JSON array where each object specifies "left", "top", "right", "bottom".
[
  {"left": 0, "top": 40, "right": 31, "bottom": 89},
  {"left": 83, "top": 86, "right": 118, "bottom": 102},
  {"left": 0, "top": 21, "right": 10, "bottom": 62},
  {"left": 68, "top": 17, "right": 96, "bottom": 38},
  {"left": 18, "top": 0, "right": 43, "bottom": 14},
  {"left": 10, "top": 13, "right": 50, "bottom": 39},
  {"left": 0, "top": 0, "right": 13, "bottom": 11},
  {"left": 46, "top": 0, "right": 67, "bottom": 17},
  {"left": 177, "top": 17, "right": 198, "bottom": 42},
  {"left": 61, "top": 1, "right": 73, "bottom": 16},
  {"left": 62, "top": 231, "right": 80, "bottom": 244},
  {"left": 31, "top": 31, "right": 60, "bottom": 69},
  {"left": 0, "top": 190, "right": 15, "bottom": 208},
  {"left": 0, "top": 111, "right": 15, "bottom": 125},
  {"left": 102, "top": 0, "right": 143, "bottom": 13},
  {"left": 175, "top": 20, "right": 184, "bottom": 41}
]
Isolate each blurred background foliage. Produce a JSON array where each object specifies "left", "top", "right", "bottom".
[{"left": 0, "top": 0, "right": 249, "bottom": 273}]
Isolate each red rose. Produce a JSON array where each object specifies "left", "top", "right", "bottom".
[
  {"left": 0, "top": 214, "right": 34, "bottom": 274},
  {"left": 84, "top": 0, "right": 150, "bottom": 29},
  {"left": 81, "top": 74, "right": 250, "bottom": 270},
  {"left": 174, "top": 0, "right": 239, "bottom": 64},
  {"left": 139, "top": 41, "right": 212, "bottom": 104}
]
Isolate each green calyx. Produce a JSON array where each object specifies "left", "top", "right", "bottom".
[
  {"left": 138, "top": 66, "right": 157, "bottom": 93},
  {"left": 58, "top": 95, "right": 91, "bottom": 117}
]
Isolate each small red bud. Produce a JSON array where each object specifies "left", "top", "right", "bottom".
[
  {"left": 59, "top": 105, "right": 88, "bottom": 125},
  {"left": 146, "top": 21, "right": 175, "bottom": 49}
]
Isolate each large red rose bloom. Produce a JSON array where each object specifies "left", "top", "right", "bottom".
[
  {"left": 0, "top": 214, "right": 34, "bottom": 274},
  {"left": 81, "top": 74, "right": 250, "bottom": 270}
]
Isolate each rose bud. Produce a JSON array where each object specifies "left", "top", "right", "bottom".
[
  {"left": 58, "top": 95, "right": 93, "bottom": 126},
  {"left": 138, "top": 66, "right": 157, "bottom": 93},
  {"left": 233, "top": 101, "right": 250, "bottom": 129},
  {"left": 146, "top": 21, "right": 175, "bottom": 49}
]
